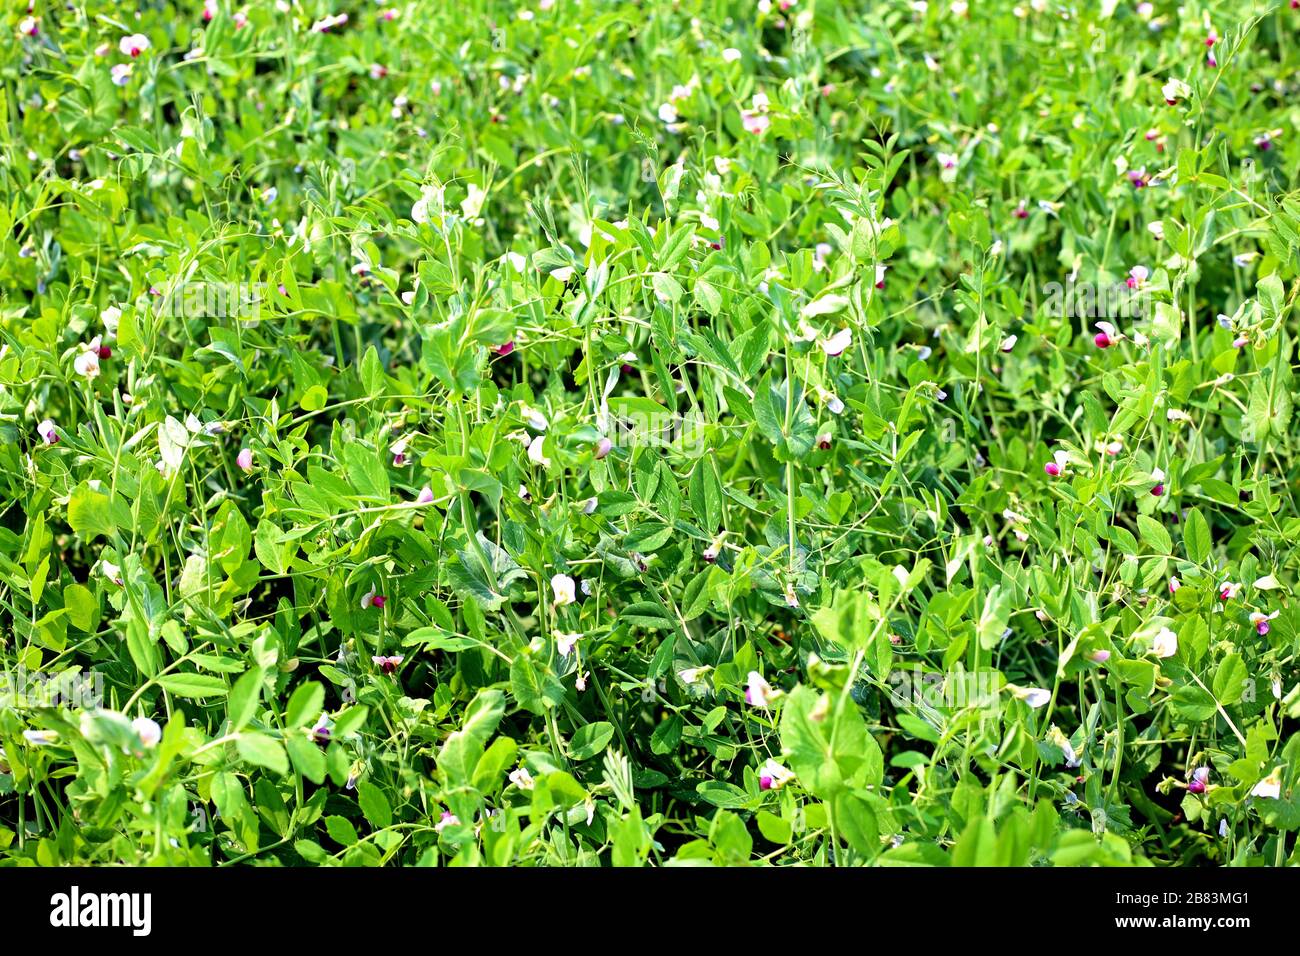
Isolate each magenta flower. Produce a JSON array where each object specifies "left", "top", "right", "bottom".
[{"left": 372, "top": 655, "right": 403, "bottom": 675}]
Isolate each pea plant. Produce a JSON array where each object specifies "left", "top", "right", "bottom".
[{"left": 1, "top": 0, "right": 1299, "bottom": 867}]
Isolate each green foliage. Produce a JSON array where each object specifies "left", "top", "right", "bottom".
[{"left": 1, "top": 0, "right": 1299, "bottom": 867}]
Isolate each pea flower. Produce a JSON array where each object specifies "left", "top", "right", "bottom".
[
  {"left": 594, "top": 437, "right": 612, "bottom": 459},
  {"left": 758, "top": 759, "right": 795, "bottom": 791},
  {"left": 527, "top": 434, "right": 551, "bottom": 468},
  {"left": 1043, "top": 450, "right": 1070, "bottom": 477},
  {"left": 132, "top": 716, "right": 162, "bottom": 749},
  {"left": 1008, "top": 685, "right": 1051, "bottom": 708},
  {"left": 236, "top": 447, "right": 254, "bottom": 472},
  {"left": 508, "top": 767, "right": 535, "bottom": 790},
  {"left": 415, "top": 485, "right": 435, "bottom": 505},
  {"left": 18, "top": 16, "right": 38, "bottom": 36},
  {"left": 37, "top": 419, "right": 57, "bottom": 444},
  {"left": 23, "top": 730, "right": 58, "bottom": 746},
  {"left": 1169, "top": 576, "right": 1181, "bottom": 594},
  {"left": 361, "top": 587, "right": 387, "bottom": 610},
  {"left": 1219, "top": 581, "right": 1241, "bottom": 601},
  {"left": 120, "top": 33, "right": 151, "bottom": 57},
  {"left": 745, "top": 671, "right": 775, "bottom": 708},
  {"left": 1151, "top": 626, "right": 1178, "bottom": 658},
  {"left": 1126, "top": 265, "right": 1149, "bottom": 290},
  {"left": 1150, "top": 466, "right": 1165, "bottom": 496},
  {"left": 434, "top": 810, "right": 459, "bottom": 833},
  {"left": 73, "top": 342, "right": 101, "bottom": 378},
  {"left": 372, "top": 655, "right": 403, "bottom": 674},
  {"left": 875, "top": 264, "right": 888, "bottom": 289},
  {"left": 1094, "top": 321, "right": 1121, "bottom": 348},
  {"left": 821, "top": 327, "right": 852, "bottom": 357},
  {"left": 1162, "top": 78, "right": 1190, "bottom": 105},
  {"left": 551, "top": 573, "right": 577, "bottom": 606},
  {"left": 1188, "top": 766, "right": 1209, "bottom": 794},
  {"left": 1251, "top": 768, "right": 1282, "bottom": 800},
  {"left": 1249, "top": 610, "right": 1278, "bottom": 636},
  {"left": 390, "top": 437, "right": 409, "bottom": 466},
  {"left": 554, "top": 631, "right": 581, "bottom": 657}
]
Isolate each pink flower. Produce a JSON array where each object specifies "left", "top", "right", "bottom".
[
  {"left": 361, "top": 587, "right": 387, "bottom": 610},
  {"left": 1219, "top": 581, "right": 1241, "bottom": 602},
  {"left": 1088, "top": 650, "right": 1111, "bottom": 663},
  {"left": 1126, "top": 265, "right": 1149, "bottom": 289},
  {"left": 1169, "top": 576, "right": 1181, "bottom": 594},
  {"left": 741, "top": 109, "right": 770, "bottom": 136},
  {"left": 594, "top": 437, "right": 612, "bottom": 459},
  {"left": 119, "top": 33, "right": 150, "bottom": 57},
  {"left": 875, "top": 264, "right": 888, "bottom": 290},
  {"left": 1188, "top": 767, "right": 1209, "bottom": 794},
  {"left": 233, "top": 9, "right": 248, "bottom": 28},
  {"left": 1043, "top": 450, "right": 1070, "bottom": 477},
  {"left": 372, "top": 655, "right": 403, "bottom": 675},
  {"left": 236, "top": 447, "right": 254, "bottom": 472},
  {"left": 18, "top": 15, "right": 38, "bottom": 36},
  {"left": 758, "top": 759, "right": 794, "bottom": 791},
  {"left": 1249, "top": 611, "right": 1278, "bottom": 636},
  {"left": 494, "top": 340, "right": 515, "bottom": 356},
  {"left": 745, "top": 671, "right": 774, "bottom": 708},
  {"left": 415, "top": 485, "right": 435, "bottom": 505}
]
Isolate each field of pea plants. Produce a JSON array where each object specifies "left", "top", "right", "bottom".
[{"left": 2, "top": 0, "right": 1300, "bottom": 870}]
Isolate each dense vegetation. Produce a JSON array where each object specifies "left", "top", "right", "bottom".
[{"left": 2, "top": 0, "right": 1300, "bottom": 866}]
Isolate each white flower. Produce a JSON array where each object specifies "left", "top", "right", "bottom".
[
  {"left": 37, "top": 419, "right": 57, "bottom": 444},
  {"left": 132, "top": 716, "right": 162, "bottom": 748},
  {"left": 999, "top": 334, "right": 1017, "bottom": 352},
  {"left": 527, "top": 434, "right": 551, "bottom": 468},
  {"left": 1009, "top": 685, "right": 1051, "bottom": 708},
  {"left": 1148, "top": 220, "right": 1165, "bottom": 241},
  {"left": 722, "top": 47, "right": 742, "bottom": 62},
  {"left": 101, "top": 305, "right": 122, "bottom": 339},
  {"left": 1162, "top": 78, "right": 1190, "bottom": 105},
  {"left": 658, "top": 102, "right": 680, "bottom": 124},
  {"left": 678, "top": 666, "right": 712, "bottom": 685},
  {"left": 551, "top": 573, "right": 576, "bottom": 606},
  {"left": 73, "top": 347, "right": 101, "bottom": 379},
  {"left": 1151, "top": 626, "right": 1178, "bottom": 659},
  {"left": 23, "top": 729, "right": 58, "bottom": 746},
  {"left": 509, "top": 767, "right": 535, "bottom": 790},
  {"left": 1251, "top": 769, "right": 1282, "bottom": 800},
  {"left": 411, "top": 184, "right": 442, "bottom": 224},
  {"left": 821, "top": 327, "right": 852, "bottom": 357},
  {"left": 522, "top": 406, "right": 549, "bottom": 431},
  {"left": 554, "top": 630, "right": 582, "bottom": 657},
  {"left": 461, "top": 183, "right": 487, "bottom": 220}
]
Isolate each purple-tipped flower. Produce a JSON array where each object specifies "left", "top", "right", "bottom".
[
  {"left": 37, "top": 419, "right": 57, "bottom": 445},
  {"left": 415, "top": 485, "right": 435, "bottom": 505},
  {"left": 372, "top": 655, "right": 403, "bottom": 675},
  {"left": 236, "top": 447, "right": 254, "bottom": 472},
  {"left": 1188, "top": 766, "right": 1210, "bottom": 794},
  {"left": 594, "top": 437, "right": 613, "bottom": 460}
]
